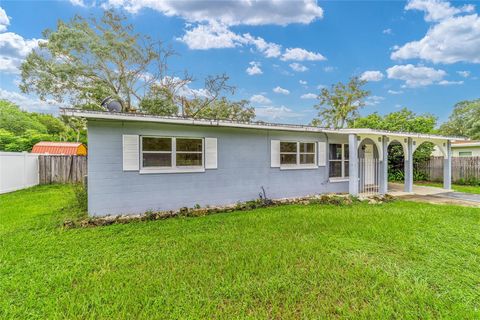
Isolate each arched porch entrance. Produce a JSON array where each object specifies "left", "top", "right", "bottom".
[
  {"left": 348, "top": 133, "right": 452, "bottom": 196},
  {"left": 357, "top": 138, "right": 380, "bottom": 195}
]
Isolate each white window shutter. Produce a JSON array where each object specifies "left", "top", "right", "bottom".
[
  {"left": 318, "top": 141, "right": 327, "bottom": 166},
  {"left": 205, "top": 138, "right": 217, "bottom": 169},
  {"left": 123, "top": 135, "right": 139, "bottom": 171},
  {"left": 271, "top": 140, "right": 280, "bottom": 167}
]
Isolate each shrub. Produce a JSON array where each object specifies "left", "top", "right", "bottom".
[
  {"left": 72, "top": 183, "right": 87, "bottom": 212},
  {"left": 455, "top": 177, "right": 480, "bottom": 186}
]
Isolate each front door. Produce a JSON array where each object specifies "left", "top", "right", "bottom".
[{"left": 364, "top": 144, "right": 374, "bottom": 185}]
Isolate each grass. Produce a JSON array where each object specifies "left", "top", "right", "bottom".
[
  {"left": 1, "top": 185, "right": 479, "bottom": 319},
  {"left": 415, "top": 181, "right": 480, "bottom": 194}
]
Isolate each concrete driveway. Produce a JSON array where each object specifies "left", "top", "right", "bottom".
[{"left": 388, "top": 183, "right": 480, "bottom": 207}]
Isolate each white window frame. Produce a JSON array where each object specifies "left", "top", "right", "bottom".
[
  {"left": 140, "top": 136, "right": 205, "bottom": 173},
  {"left": 280, "top": 141, "right": 317, "bottom": 170},
  {"left": 329, "top": 143, "right": 349, "bottom": 180}
]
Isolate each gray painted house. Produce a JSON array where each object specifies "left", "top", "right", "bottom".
[{"left": 62, "top": 109, "right": 458, "bottom": 217}]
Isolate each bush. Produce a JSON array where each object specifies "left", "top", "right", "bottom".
[
  {"left": 455, "top": 177, "right": 480, "bottom": 186},
  {"left": 388, "top": 169, "right": 404, "bottom": 182},
  {"left": 72, "top": 183, "right": 87, "bottom": 212}
]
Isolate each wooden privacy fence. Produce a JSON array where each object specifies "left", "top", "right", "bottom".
[
  {"left": 415, "top": 156, "right": 480, "bottom": 182},
  {"left": 39, "top": 155, "right": 87, "bottom": 184}
]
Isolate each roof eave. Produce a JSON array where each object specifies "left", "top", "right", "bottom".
[{"left": 60, "top": 108, "right": 465, "bottom": 141}]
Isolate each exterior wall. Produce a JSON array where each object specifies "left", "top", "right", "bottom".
[
  {"left": 452, "top": 146, "right": 480, "bottom": 157},
  {"left": 88, "top": 120, "right": 349, "bottom": 216},
  {"left": 433, "top": 145, "right": 480, "bottom": 157}
]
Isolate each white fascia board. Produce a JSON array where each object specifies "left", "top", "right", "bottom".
[
  {"left": 61, "top": 109, "right": 328, "bottom": 133},
  {"left": 325, "top": 128, "right": 465, "bottom": 141}
]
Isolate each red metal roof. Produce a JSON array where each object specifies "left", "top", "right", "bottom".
[{"left": 31, "top": 141, "right": 87, "bottom": 155}]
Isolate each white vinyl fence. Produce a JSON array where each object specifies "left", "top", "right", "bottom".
[{"left": 0, "top": 152, "right": 39, "bottom": 194}]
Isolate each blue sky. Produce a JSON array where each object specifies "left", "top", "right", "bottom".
[{"left": 0, "top": 0, "right": 479, "bottom": 125}]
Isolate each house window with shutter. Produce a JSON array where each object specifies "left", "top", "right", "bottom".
[{"left": 140, "top": 136, "right": 206, "bottom": 172}]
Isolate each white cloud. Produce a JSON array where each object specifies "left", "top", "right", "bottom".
[
  {"left": 178, "top": 21, "right": 244, "bottom": 50},
  {"left": 457, "top": 70, "right": 471, "bottom": 77},
  {"left": 388, "top": 89, "right": 404, "bottom": 95},
  {"left": 289, "top": 62, "right": 308, "bottom": 72},
  {"left": 323, "top": 66, "right": 335, "bottom": 72},
  {"left": 246, "top": 61, "right": 263, "bottom": 75},
  {"left": 300, "top": 93, "right": 317, "bottom": 99},
  {"left": 0, "top": 7, "right": 10, "bottom": 32},
  {"left": 438, "top": 80, "right": 464, "bottom": 85},
  {"left": 365, "top": 95, "right": 385, "bottom": 106},
  {"left": 242, "top": 33, "right": 282, "bottom": 58},
  {"left": 0, "top": 56, "right": 20, "bottom": 74},
  {"left": 177, "top": 18, "right": 326, "bottom": 61},
  {"left": 255, "top": 105, "right": 302, "bottom": 121},
  {"left": 0, "top": 32, "right": 44, "bottom": 74},
  {"left": 386, "top": 64, "right": 446, "bottom": 87},
  {"left": 69, "top": 0, "right": 87, "bottom": 7},
  {"left": 383, "top": 28, "right": 392, "bottom": 34},
  {"left": 105, "top": 0, "right": 323, "bottom": 26},
  {"left": 281, "top": 47, "right": 326, "bottom": 61},
  {"left": 299, "top": 80, "right": 307, "bottom": 85},
  {"left": 0, "top": 88, "right": 63, "bottom": 113},
  {"left": 273, "top": 86, "right": 290, "bottom": 95},
  {"left": 316, "top": 84, "right": 327, "bottom": 89},
  {"left": 250, "top": 94, "right": 271, "bottom": 104},
  {"left": 392, "top": 2, "right": 480, "bottom": 64},
  {"left": 405, "top": 0, "right": 474, "bottom": 22},
  {"left": 360, "top": 70, "right": 384, "bottom": 82}
]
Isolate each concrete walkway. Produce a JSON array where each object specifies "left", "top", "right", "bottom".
[{"left": 388, "top": 183, "right": 480, "bottom": 207}]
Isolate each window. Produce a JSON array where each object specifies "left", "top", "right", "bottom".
[
  {"left": 329, "top": 144, "right": 349, "bottom": 178},
  {"left": 280, "top": 141, "right": 316, "bottom": 166},
  {"left": 141, "top": 137, "right": 203, "bottom": 169},
  {"left": 176, "top": 138, "right": 203, "bottom": 166},
  {"left": 459, "top": 151, "right": 472, "bottom": 157}
]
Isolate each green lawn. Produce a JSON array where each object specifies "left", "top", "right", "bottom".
[
  {"left": 1, "top": 185, "right": 479, "bottom": 319},
  {"left": 415, "top": 181, "right": 480, "bottom": 194}
]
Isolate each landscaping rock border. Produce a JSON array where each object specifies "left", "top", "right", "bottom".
[{"left": 63, "top": 193, "right": 395, "bottom": 229}]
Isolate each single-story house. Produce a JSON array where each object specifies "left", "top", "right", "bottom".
[
  {"left": 32, "top": 141, "right": 87, "bottom": 156},
  {"left": 433, "top": 140, "right": 480, "bottom": 157},
  {"left": 62, "top": 109, "right": 458, "bottom": 217}
]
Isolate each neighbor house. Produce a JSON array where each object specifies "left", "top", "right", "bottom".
[
  {"left": 432, "top": 140, "right": 480, "bottom": 157},
  {"left": 62, "top": 109, "right": 458, "bottom": 216}
]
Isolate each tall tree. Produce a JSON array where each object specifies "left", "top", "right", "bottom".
[
  {"left": 351, "top": 108, "right": 437, "bottom": 133},
  {"left": 20, "top": 10, "right": 248, "bottom": 121},
  {"left": 0, "top": 99, "right": 87, "bottom": 151},
  {"left": 19, "top": 10, "right": 193, "bottom": 112},
  {"left": 311, "top": 77, "right": 370, "bottom": 129},
  {"left": 184, "top": 97, "right": 255, "bottom": 122},
  {"left": 439, "top": 99, "right": 480, "bottom": 139}
]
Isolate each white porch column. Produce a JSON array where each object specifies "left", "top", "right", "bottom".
[
  {"left": 443, "top": 140, "right": 452, "bottom": 190},
  {"left": 379, "top": 136, "right": 389, "bottom": 195},
  {"left": 404, "top": 137, "right": 413, "bottom": 193},
  {"left": 349, "top": 134, "right": 359, "bottom": 196}
]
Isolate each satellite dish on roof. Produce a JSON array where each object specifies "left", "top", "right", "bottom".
[{"left": 101, "top": 96, "right": 122, "bottom": 112}]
